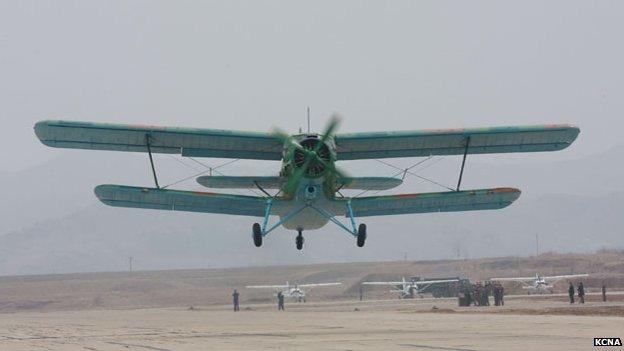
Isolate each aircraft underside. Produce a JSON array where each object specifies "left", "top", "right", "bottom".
[{"left": 253, "top": 179, "right": 367, "bottom": 250}]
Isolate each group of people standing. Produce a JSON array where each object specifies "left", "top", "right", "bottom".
[
  {"left": 492, "top": 282, "right": 505, "bottom": 306},
  {"left": 568, "top": 281, "right": 585, "bottom": 304},
  {"left": 458, "top": 281, "right": 504, "bottom": 307},
  {"left": 568, "top": 281, "right": 608, "bottom": 304}
]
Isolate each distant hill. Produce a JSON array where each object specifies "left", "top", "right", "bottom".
[{"left": 0, "top": 251, "right": 622, "bottom": 312}]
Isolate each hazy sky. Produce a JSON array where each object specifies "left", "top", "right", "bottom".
[{"left": 1, "top": 0, "right": 622, "bottom": 172}]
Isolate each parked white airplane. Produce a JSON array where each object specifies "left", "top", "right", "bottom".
[
  {"left": 491, "top": 273, "right": 589, "bottom": 294},
  {"left": 362, "top": 277, "right": 460, "bottom": 299},
  {"left": 246, "top": 281, "right": 341, "bottom": 302}
]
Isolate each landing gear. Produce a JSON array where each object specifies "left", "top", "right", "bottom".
[
  {"left": 296, "top": 230, "right": 304, "bottom": 250},
  {"left": 252, "top": 223, "right": 262, "bottom": 247},
  {"left": 356, "top": 223, "right": 367, "bottom": 247}
]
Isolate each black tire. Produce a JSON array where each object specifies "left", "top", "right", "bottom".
[
  {"left": 296, "top": 233, "right": 304, "bottom": 250},
  {"left": 356, "top": 223, "right": 367, "bottom": 247},
  {"left": 252, "top": 223, "right": 262, "bottom": 247}
]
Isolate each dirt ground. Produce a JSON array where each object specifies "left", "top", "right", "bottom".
[
  {"left": 0, "top": 296, "right": 622, "bottom": 350},
  {"left": 0, "top": 253, "right": 622, "bottom": 349}
]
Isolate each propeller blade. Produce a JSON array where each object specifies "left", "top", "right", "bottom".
[
  {"left": 316, "top": 114, "right": 341, "bottom": 151},
  {"left": 271, "top": 127, "right": 305, "bottom": 151},
  {"left": 284, "top": 153, "right": 313, "bottom": 194}
]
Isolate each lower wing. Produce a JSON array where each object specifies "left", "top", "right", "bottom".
[
  {"left": 346, "top": 188, "right": 520, "bottom": 217},
  {"left": 94, "top": 184, "right": 272, "bottom": 217}
]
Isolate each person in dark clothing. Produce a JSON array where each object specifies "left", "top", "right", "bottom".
[
  {"left": 578, "top": 282, "right": 585, "bottom": 304},
  {"left": 473, "top": 282, "right": 483, "bottom": 306},
  {"left": 483, "top": 282, "right": 491, "bottom": 306},
  {"left": 277, "top": 291, "right": 285, "bottom": 311},
  {"left": 568, "top": 282, "right": 575, "bottom": 304},
  {"left": 602, "top": 283, "right": 607, "bottom": 302},
  {"left": 493, "top": 283, "right": 502, "bottom": 306},
  {"left": 465, "top": 287, "right": 472, "bottom": 306},
  {"left": 359, "top": 286, "right": 364, "bottom": 301},
  {"left": 499, "top": 285, "right": 504, "bottom": 306},
  {"left": 232, "top": 289, "right": 240, "bottom": 312},
  {"left": 494, "top": 289, "right": 499, "bottom": 306}
]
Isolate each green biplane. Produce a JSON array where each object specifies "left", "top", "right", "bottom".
[{"left": 34, "top": 117, "right": 579, "bottom": 250}]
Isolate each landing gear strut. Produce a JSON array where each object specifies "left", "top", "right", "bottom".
[
  {"left": 252, "top": 223, "right": 262, "bottom": 247},
  {"left": 296, "top": 230, "right": 304, "bottom": 250},
  {"left": 356, "top": 223, "right": 367, "bottom": 247}
]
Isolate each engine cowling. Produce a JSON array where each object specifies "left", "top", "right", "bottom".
[{"left": 293, "top": 137, "right": 331, "bottom": 177}]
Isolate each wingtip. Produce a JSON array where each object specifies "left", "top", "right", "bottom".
[
  {"left": 34, "top": 120, "right": 51, "bottom": 143},
  {"left": 93, "top": 184, "right": 111, "bottom": 200}
]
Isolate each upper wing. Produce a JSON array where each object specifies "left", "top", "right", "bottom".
[
  {"left": 346, "top": 188, "right": 520, "bottom": 217},
  {"left": 94, "top": 184, "right": 274, "bottom": 217},
  {"left": 543, "top": 274, "right": 589, "bottom": 282},
  {"left": 297, "top": 282, "right": 342, "bottom": 288},
  {"left": 35, "top": 120, "right": 283, "bottom": 160},
  {"left": 335, "top": 124, "right": 579, "bottom": 160}
]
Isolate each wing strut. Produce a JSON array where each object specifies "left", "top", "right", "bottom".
[
  {"left": 145, "top": 134, "right": 160, "bottom": 189},
  {"left": 456, "top": 136, "right": 471, "bottom": 191},
  {"left": 253, "top": 181, "right": 274, "bottom": 198}
]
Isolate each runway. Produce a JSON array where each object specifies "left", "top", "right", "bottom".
[{"left": 0, "top": 297, "right": 621, "bottom": 350}]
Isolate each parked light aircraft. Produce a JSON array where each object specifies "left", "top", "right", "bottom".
[
  {"left": 491, "top": 273, "right": 589, "bottom": 294},
  {"left": 246, "top": 281, "right": 341, "bottom": 302},
  {"left": 362, "top": 277, "right": 460, "bottom": 298},
  {"left": 34, "top": 117, "right": 579, "bottom": 250}
]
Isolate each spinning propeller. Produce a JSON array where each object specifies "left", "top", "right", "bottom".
[{"left": 272, "top": 115, "right": 346, "bottom": 194}]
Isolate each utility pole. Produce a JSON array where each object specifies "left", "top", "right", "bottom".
[
  {"left": 128, "top": 256, "right": 133, "bottom": 272},
  {"left": 535, "top": 234, "right": 539, "bottom": 257}
]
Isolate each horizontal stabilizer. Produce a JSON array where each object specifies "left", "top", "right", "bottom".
[
  {"left": 339, "top": 177, "right": 402, "bottom": 190},
  {"left": 196, "top": 176, "right": 402, "bottom": 190},
  {"left": 197, "top": 176, "right": 284, "bottom": 189}
]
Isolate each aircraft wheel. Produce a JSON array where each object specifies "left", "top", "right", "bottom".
[
  {"left": 356, "top": 223, "right": 367, "bottom": 247},
  {"left": 252, "top": 223, "right": 262, "bottom": 247},
  {"left": 296, "top": 231, "right": 304, "bottom": 250}
]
